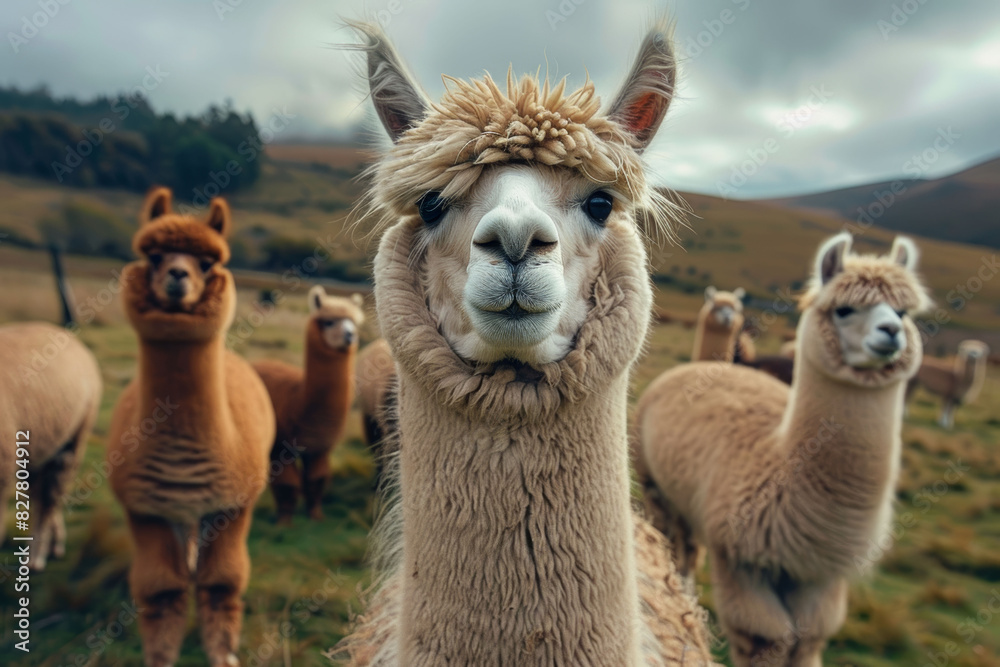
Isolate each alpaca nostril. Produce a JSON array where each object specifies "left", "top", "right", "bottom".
[
  {"left": 168, "top": 267, "right": 189, "bottom": 280},
  {"left": 878, "top": 323, "right": 900, "bottom": 339}
]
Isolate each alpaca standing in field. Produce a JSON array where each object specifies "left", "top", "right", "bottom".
[
  {"left": 908, "top": 339, "right": 989, "bottom": 429},
  {"left": 108, "top": 188, "right": 275, "bottom": 667},
  {"left": 693, "top": 286, "right": 754, "bottom": 363},
  {"left": 355, "top": 338, "right": 397, "bottom": 457},
  {"left": 633, "top": 233, "right": 929, "bottom": 667},
  {"left": 0, "top": 322, "right": 102, "bottom": 571},
  {"left": 335, "top": 19, "right": 716, "bottom": 666},
  {"left": 253, "top": 287, "right": 364, "bottom": 523}
]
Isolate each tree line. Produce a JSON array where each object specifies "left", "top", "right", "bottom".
[{"left": 0, "top": 86, "right": 263, "bottom": 199}]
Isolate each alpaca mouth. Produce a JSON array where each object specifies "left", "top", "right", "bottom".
[{"left": 472, "top": 302, "right": 560, "bottom": 348}]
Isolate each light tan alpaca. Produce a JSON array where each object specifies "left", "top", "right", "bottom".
[
  {"left": 0, "top": 322, "right": 101, "bottom": 570},
  {"left": 334, "top": 20, "right": 716, "bottom": 666},
  {"left": 108, "top": 187, "right": 275, "bottom": 667},
  {"left": 253, "top": 287, "right": 364, "bottom": 523},
  {"left": 633, "top": 233, "right": 930, "bottom": 667},
  {"left": 355, "top": 338, "right": 397, "bottom": 455},
  {"left": 910, "top": 340, "right": 989, "bottom": 429},
  {"left": 693, "top": 286, "right": 753, "bottom": 362}
]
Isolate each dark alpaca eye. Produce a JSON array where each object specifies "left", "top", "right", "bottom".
[
  {"left": 895, "top": 309, "right": 907, "bottom": 318},
  {"left": 834, "top": 306, "right": 855, "bottom": 318},
  {"left": 199, "top": 257, "right": 216, "bottom": 272},
  {"left": 584, "top": 191, "right": 614, "bottom": 224},
  {"left": 417, "top": 191, "right": 447, "bottom": 226},
  {"left": 148, "top": 253, "right": 163, "bottom": 268}
]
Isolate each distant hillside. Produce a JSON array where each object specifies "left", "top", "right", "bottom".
[{"left": 768, "top": 156, "right": 1000, "bottom": 248}]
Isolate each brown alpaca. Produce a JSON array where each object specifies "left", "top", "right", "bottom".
[
  {"left": 355, "top": 338, "right": 397, "bottom": 454},
  {"left": 0, "top": 322, "right": 102, "bottom": 570},
  {"left": 334, "top": 20, "right": 715, "bottom": 666},
  {"left": 908, "top": 340, "right": 989, "bottom": 429},
  {"left": 633, "top": 233, "right": 930, "bottom": 667},
  {"left": 253, "top": 287, "right": 364, "bottom": 523},
  {"left": 693, "top": 286, "right": 753, "bottom": 362},
  {"left": 108, "top": 187, "right": 275, "bottom": 667}
]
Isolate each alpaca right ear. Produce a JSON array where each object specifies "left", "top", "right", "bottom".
[
  {"left": 348, "top": 21, "right": 430, "bottom": 143},
  {"left": 704, "top": 286, "right": 717, "bottom": 302},
  {"left": 889, "top": 236, "right": 919, "bottom": 271},
  {"left": 816, "top": 232, "right": 852, "bottom": 285},
  {"left": 607, "top": 19, "right": 676, "bottom": 152},
  {"left": 733, "top": 287, "right": 746, "bottom": 301},
  {"left": 206, "top": 198, "right": 232, "bottom": 237},
  {"left": 141, "top": 187, "right": 172, "bottom": 225},
  {"left": 308, "top": 285, "right": 327, "bottom": 313}
]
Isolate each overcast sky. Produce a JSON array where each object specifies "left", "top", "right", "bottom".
[{"left": 2, "top": 0, "right": 998, "bottom": 198}]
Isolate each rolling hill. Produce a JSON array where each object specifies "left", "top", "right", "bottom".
[{"left": 768, "top": 155, "right": 1000, "bottom": 249}]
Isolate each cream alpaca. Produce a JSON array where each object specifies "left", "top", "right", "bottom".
[
  {"left": 634, "top": 233, "right": 930, "bottom": 667},
  {"left": 910, "top": 340, "right": 989, "bottom": 429},
  {"left": 108, "top": 188, "right": 275, "bottom": 667},
  {"left": 335, "top": 20, "right": 715, "bottom": 666},
  {"left": 0, "top": 322, "right": 102, "bottom": 570},
  {"left": 254, "top": 287, "right": 364, "bottom": 523},
  {"left": 693, "top": 286, "right": 752, "bottom": 362}
]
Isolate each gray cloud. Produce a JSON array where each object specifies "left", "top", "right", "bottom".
[{"left": 1, "top": 0, "right": 997, "bottom": 197}]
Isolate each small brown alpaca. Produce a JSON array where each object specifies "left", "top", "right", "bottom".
[
  {"left": 908, "top": 339, "right": 989, "bottom": 429},
  {"left": 633, "top": 233, "right": 930, "bottom": 667},
  {"left": 335, "top": 19, "right": 716, "bottom": 666},
  {"left": 0, "top": 322, "right": 102, "bottom": 570},
  {"left": 694, "top": 286, "right": 754, "bottom": 362},
  {"left": 355, "top": 338, "right": 397, "bottom": 459},
  {"left": 108, "top": 187, "right": 275, "bottom": 667},
  {"left": 253, "top": 287, "right": 364, "bottom": 523}
]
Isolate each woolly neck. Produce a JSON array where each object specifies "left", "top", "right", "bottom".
[{"left": 373, "top": 215, "right": 653, "bottom": 664}]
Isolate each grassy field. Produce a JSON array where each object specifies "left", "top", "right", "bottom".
[{"left": 0, "top": 147, "right": 998, "bottom": 665}]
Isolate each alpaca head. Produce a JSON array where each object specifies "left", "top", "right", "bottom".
[
  {"left": 355, "top": 20, "right": 677, "bottom": 367},
  {"left": 701, "top": 286, "right": 745, "bottom": 332},
  {"left": 958, "top": 339, "right": 989, "bottom": 361},
  {"left": 799, "top": 233, "right": 931, "bottom": 386},
  {"left": 307, "top": 286, "right": 365, "bottom": 353},
  {"left": 122, "top": 187, "right": 236, "bottom": 341}
]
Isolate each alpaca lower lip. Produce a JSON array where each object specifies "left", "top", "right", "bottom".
[{"left": 473, "top": 307, "right": 558, "bottom": 346}]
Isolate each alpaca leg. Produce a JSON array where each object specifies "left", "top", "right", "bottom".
[
  {"left": 710, "top": 553, "right": 795, "bottom": 667},
  {"left": 783, "top": 579, "right": 847, "bottom": 667},
  {"left": 270, "top": 445, "right": 301, "bottom": 526},
  {"left": 939, "top": 400, "right": 955, "bottom": 430},
  {"left": 128, "top": 513, "right": 192, "bottom": 667},
  {"left": 640, "top": 482, "right": 700, "bottom": 580},
  {"left": 31, "top": 421, "right": 89, "bottom": 568},
  {"left": 196, "top": 507, "right": 252, "bottom": 666},
  {"left": 302, "top": 451, "right": 331, "bottom": 521}
]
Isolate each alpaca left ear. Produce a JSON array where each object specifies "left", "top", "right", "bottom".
[
  {"left": 607, "top": 20, "right": 676, "bottom": 152},
  {"left": 704, "top": 286, "right": 717, "bottom": 302},
  {"left": 308, "top": 285, "right": 326, "bottom": 313},
  {"left": 350, "top": 293, "right": 365, "bottom": 308},
  {"left": 889, "top": 236, "right": 919, "bottom": 271},
  {"left": 816, "top": 232, "right": 852, "bottom": 285},
  {"left": 206, "top": 198, "right": 232, "bottom": 237},
  {"left": 733, "top": 287, "right": 746, "bottom": 300}
]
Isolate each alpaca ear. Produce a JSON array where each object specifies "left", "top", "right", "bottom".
[
  {"left": 607, "top": 21, "right": 676, "bottom": 152},
  {"left": 816, "top": 232, "right": 852, "bottom": 285},
  {"left": 206, "top": 198, "right": 232, "bottom": 237},
  {"left": 351, "top": 293, "right": 365, "bottom": 308},
  {"left": 141, "top": 187, "right": 173, "bottom": 225},
  {"left": 733, "top": 287, "right": 746, "bottom": 301},
  {"left": 889, "top": 236, "right": 919, "bottom": 271},
  {"left": 704, "top": 286, "right": 717, "bottom": 302},
  {"left": 308, "top": 285, "right": 326, "bottom": 313},
  {"left": 348, "top": 21, "right": 430, "bottom": 143}
]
